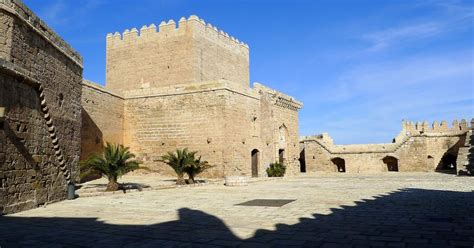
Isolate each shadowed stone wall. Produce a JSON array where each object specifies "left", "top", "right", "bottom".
[
  {"left": 0, "top": 0, "right": 82, "bottom": 214},
  {"left": 81, "top": 80, "right": 124, "bottom": 160}
]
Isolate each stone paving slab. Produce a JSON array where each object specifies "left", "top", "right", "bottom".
[
  {"left": 76, "top": 173, "right": 283, "bottom": 197},
  {"left": 1, "top": 172, "right": 474, "bottom": 247}
]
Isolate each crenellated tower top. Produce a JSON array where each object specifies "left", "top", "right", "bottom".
[
  {"left": 106, "top": 15, "right": 249, "bottom": 50},
  {"left": 105, "top": 15, "right": 250, "bottom": 93}
]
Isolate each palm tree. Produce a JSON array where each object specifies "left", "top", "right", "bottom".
[
  {"left": 185, "top": 156, "right": 213, "bottom": 183},
  {"left": 80, "top": 143, "right": 141, "bottom": 191},
  {"left": 160, "top": 148, "right": 196, "bottom": 185}
]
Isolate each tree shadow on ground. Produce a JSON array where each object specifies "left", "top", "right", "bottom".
[
  {"left": 0, "top": 188, "right": 473, "bottom": 247},
  {"left": 77, "top": 183, "right": 152, "bottom": 193}
]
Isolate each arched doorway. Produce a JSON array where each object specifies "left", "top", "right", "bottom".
[
  {"left": 436, "top": 153, "right": 457, "bottom": 172},
  {"left": 299, "top": 149, "right": 306, "bottom": 173},
  {"left": 277, "top": 125, "right": 288, "bottom": 165},
  {"left": 278, "top": 149, "right": 285, "bottom": 164},
  {"left": 331, "top": 157, "right": 345, "bottom": 173},
  {"left": 383, "top": 156, "right": 399, "bottom": 172},
  {"left": 251, "top": 149, "right": 259, "bottom": 177}
]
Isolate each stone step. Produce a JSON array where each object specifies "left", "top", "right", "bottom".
[{"left": 456, "top": 130, "right": 473, "bottom": 175}]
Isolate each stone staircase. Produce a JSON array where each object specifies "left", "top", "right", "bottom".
[
  {"left": 0, "top": 58, "right": 71, "bottom": 184},
  {"left": 456, "top": 130, "right": 473, "bottom": 175},
  {"left": 38, "top": 85, "right": 71, "bottom": 184}
]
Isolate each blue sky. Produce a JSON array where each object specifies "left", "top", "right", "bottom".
[{"left": 24, "top": 0, "right": 473, "bottom": 144}]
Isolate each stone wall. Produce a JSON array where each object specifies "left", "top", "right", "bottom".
[
  {"left": 123, "top": 81, "right": 229, "bottom": 177},
  {"left": 0, "top": 0, "right": 83, "bottom": 214},
  {"left": 119, "top": 80, "right": 302, "bottom": 178},
  {"left": 301, "top": 120, "right": 472, "bottom": 174},
  {"left": 106, "top": 16, "right": 249, "bottom": 94},
  {"left": 81, "top": 80, "right": 124, "bottom": 160}
]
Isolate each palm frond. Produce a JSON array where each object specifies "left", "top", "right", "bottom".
[{"left": 79, "top": 143, "right": 142, "bottom": 183}]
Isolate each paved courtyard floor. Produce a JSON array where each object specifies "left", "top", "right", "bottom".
[{"left": 1, "top": 173, "right": 474, "bottom": 247}]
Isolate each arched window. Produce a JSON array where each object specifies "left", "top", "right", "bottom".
[{"left": 279, "top": 125, "right": 288, "bottom": 143}]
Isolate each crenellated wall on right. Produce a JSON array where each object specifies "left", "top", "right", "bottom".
[{"left": 300, "top": 119, "right": 473, "bottom": 175}]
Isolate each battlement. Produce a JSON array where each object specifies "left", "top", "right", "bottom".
[
  {"left": 106, "top": 15, "right": 248, "bottom": 51},
  {"left": 402, "top": 119, "right": 473, "bottom": 133}
]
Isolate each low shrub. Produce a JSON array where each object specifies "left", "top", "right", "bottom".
[{"left": 266, "top": 162, "right": 286, "bottom": 177}]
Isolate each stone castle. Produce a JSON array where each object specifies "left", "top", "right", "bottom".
[
  {"left": 0, "top": 0, "right": 472, "bottom": 214},
  {"left": 81, "top": 15, "right": 303, "bottom": 178}
]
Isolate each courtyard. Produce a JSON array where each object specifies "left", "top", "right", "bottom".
[{"left": 1, "top": 173, "right": 473, "bottom": 247}]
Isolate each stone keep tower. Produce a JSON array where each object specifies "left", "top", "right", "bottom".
[
  {"left": 106, "top": 15, "right": 250, "bottom": 93},
  {"left": 82, "top": 15, "right": 302, "bottom": 178}
]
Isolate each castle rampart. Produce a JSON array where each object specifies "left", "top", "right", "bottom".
[{"left": 300, "top": 119, "right": 473, "bottom": 174}]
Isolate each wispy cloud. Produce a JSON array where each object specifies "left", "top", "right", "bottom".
[
  {"left": 319, "top": 52, "right": 473, "bottom": 102},
  {"left": 363, "top": 22, "right": 443, "bottom": 51},
  {"left": 39, "top": 0, "right": 69, "bottom": 26},
  {"left": 362, "top": 1, "right": 473, "bottom": 52}
]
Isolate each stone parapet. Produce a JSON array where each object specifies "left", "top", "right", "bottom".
[
  {"left": 253, "top": 83, "right": 303, "bottom": 111},
  {"left": 82, "top": 80, "right": 124, "bottom": 99}
]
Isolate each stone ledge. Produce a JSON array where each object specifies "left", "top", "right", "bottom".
[
  {"left": 225, "top": 176, "right": 249, "bottom": 187},
  {"left": 122, "top": 80, "right": 260, "bottom": 100},
  {"left": 82, "top": 80, "right": 124, "bottom": 99},
  {"left": 0, "top": 58, "right": 40, "bottom": 88}
]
